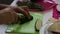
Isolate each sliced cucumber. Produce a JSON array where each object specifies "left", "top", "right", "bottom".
[
  {"left": 35, "top": 19, "right": 42, "bottom": 31},
  {"left": 17, "top": 2, "right": 44, "bottom": 11}
]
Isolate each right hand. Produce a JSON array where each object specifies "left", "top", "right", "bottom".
[
  {"left": 0, "top": 4, "right": 31, "bottom": 20},
  {"left": 9, "top": 6, "right": 31, "bottom": 20}
]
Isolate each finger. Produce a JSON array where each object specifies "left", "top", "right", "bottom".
[{"left": 21, "top": 6, "right": 30, "bottom": 16}]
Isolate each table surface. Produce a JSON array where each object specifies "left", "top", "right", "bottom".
[
  {"left": 0, "top": 0, "right": 58, "bottom": 34},
  {"left": 0, "top": 10, "right": 53, "bottom": 34}
]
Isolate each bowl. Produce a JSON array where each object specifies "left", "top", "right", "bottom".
[
  {"left": 40, "top": 20, "right": 60, "bottom": 34},
  {"left": 39, "top": 22, "right": 53, "bottom": 34}
]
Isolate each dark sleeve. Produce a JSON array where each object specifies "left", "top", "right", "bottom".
[
  {"left": 30, "top": 0, "right": 43, "bottom": 2},
  {"left": 0, "top": 4, "right": 9, "bottom": 10},
  {"left": 0, "top": 0, "right": 14, "bottom": 5}
]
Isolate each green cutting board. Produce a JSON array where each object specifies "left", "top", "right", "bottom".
[{"left": 6, "top": 12, "right": 43, "bottom": 34}]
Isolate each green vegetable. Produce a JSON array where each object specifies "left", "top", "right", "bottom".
[
  {"left": 20, "top": 15, "right": 33, "bottom": 24},
  {"left": 17, "top": 2, "right": 44, "bottom": 11},
  {"left": 17, "top": 13, "right": 33, "bottom": 24}
]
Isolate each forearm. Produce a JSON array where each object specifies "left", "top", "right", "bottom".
[
  {"left": 0, "top": 4, "right": 9, "bottom": 10},
  {"left": 11, "top": 6, "right": 30, "bottom": 20},
  {"left": 0, "top": 4, "right": 28, "bottom": 14}
]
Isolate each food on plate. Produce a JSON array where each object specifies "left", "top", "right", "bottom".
[
  {"left": 6, "top": 12, "right": 43, "bottom": 34},
  {"left": 17, "top": 1, "right": 44, "bottom": 11},
  {"left": 48, "top": 21, "right": 60, "bottom": 34},
  {"left": 57, "top": 5, "right": 60, "bottom": 11},
  {"left": 0, "top": 0, "right": 14, "bottom": 5},
  {"left": 35, "top": 19, "right": 42, "bottom": 31}
]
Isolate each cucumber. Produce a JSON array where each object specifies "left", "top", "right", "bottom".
[
  {"left": 20, "top": 15, "right": 33, "bottom": 24},
  {"left": 17, "top": 2, "right": 44, "bottom": 11},
  {"left": 17, "top": 13, "right": 33, "bottom": 24}
]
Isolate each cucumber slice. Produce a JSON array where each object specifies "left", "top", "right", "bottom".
[{"left": 35, "top": 19, "right": 42, "bottom": 31}]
